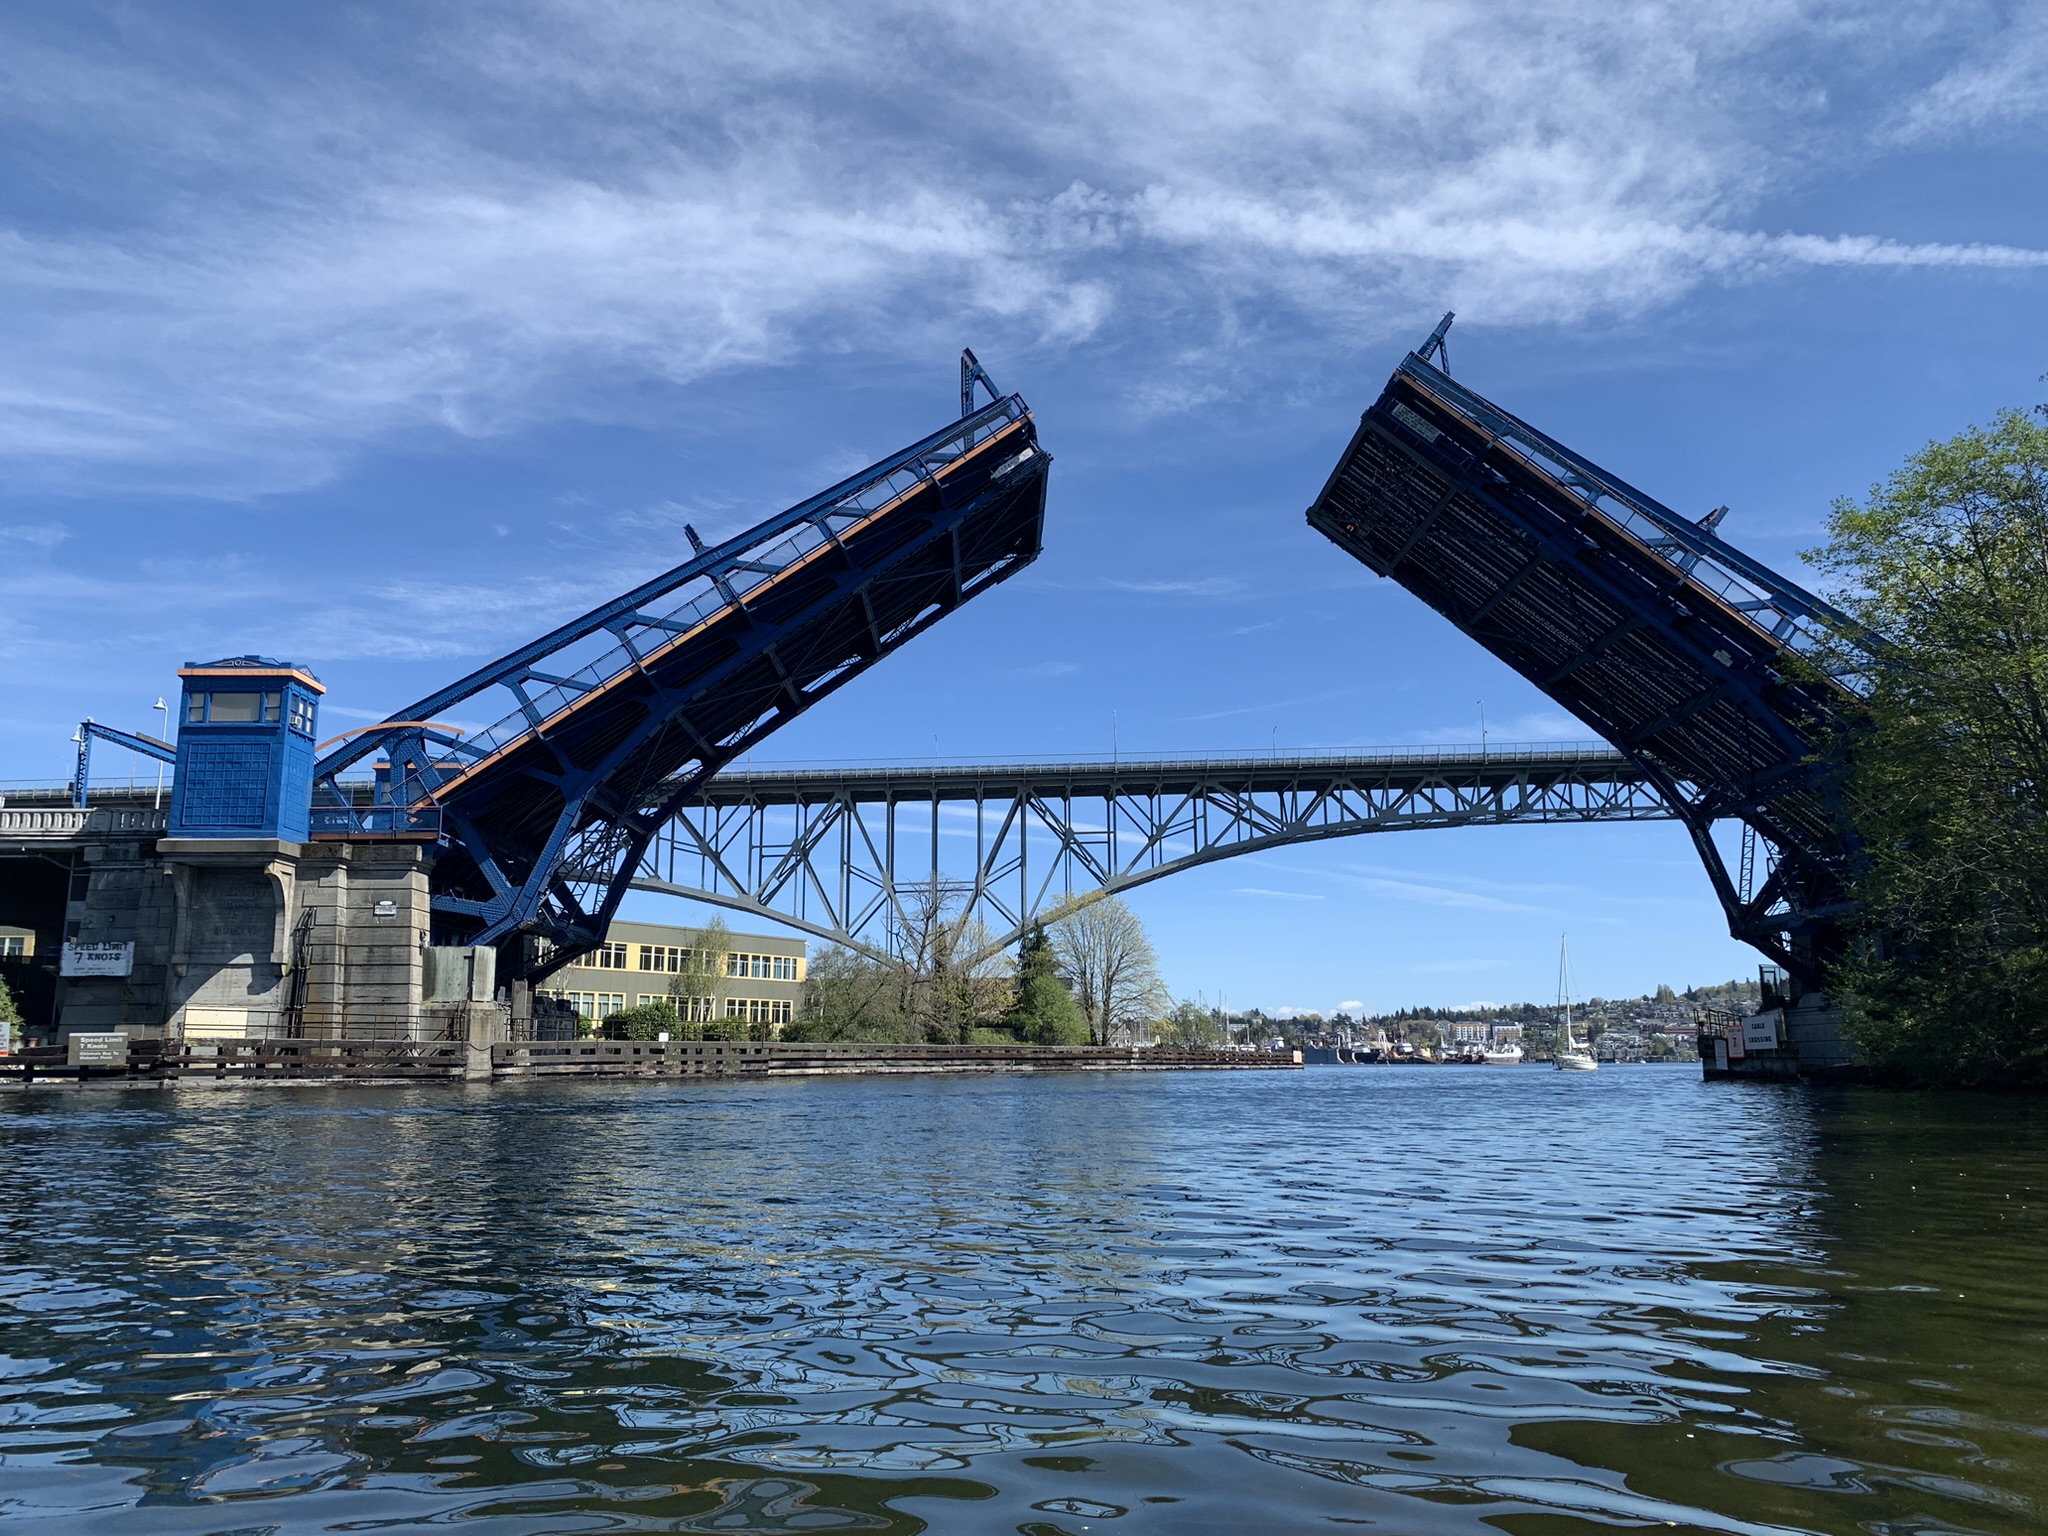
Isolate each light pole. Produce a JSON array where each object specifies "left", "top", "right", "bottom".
[{"left": 151, "top": 698, "right": 169, "bottom": 809}]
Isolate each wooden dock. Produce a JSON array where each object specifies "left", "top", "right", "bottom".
[{"left": 0, "top": 1037, "right": 1301, "bottom": 1086}]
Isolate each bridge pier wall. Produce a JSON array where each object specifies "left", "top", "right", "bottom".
[
  {"left": 290, "top": 843, "right": 435, "bottom": 1040},
  {"left": 35, "top": 815, "right": 443, "bottom": 1043},
  {"left": 56, "top": 837, "right": 178, "bottom": 1037},
  {"left": 1702, "top": 993, "right": 1861, "bottom": 1083}
]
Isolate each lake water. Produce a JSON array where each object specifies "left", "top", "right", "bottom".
[{"left": 0, "top": 1066, "right": 2042, "bottom": 1535}]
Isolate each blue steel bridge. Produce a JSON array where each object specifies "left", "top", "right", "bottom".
[{"left": 54, "top": 334, "right": 1879, "bottom": 992}]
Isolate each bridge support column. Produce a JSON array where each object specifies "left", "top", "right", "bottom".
[
  {"left": 55, "top": 836, "right": 178, "bottom": 1042},
  {"left": 1785, "top": 994, "right": 1859, "bottom": 1080},
  {"left": 292, "top": 843, "right": 434, "bottom": 1039},
  {"left": 154, "top": 839, "right": 302, "bottom": 1041}
]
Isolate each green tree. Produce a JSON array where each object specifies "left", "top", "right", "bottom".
[
  {"left": 1010, "top": 973, "right": 1091, "bottom": 1045},
  {"left": 1156, "top": 998, "right": 1223, "bottom": 1048},
  {"left": 1049, "top": 896, "right": 1168, "bottom": 1045},
  {"left": 0, "top": 972, "right": 20, "bottom": 1029},
  {"left": 1016, "top": 922, "right": 1057, "bottom": 984},
  {"left": 1811, "top": 403, "right": 2048, "bottom": 1087},
  {"left": 787, "top": 946, "right": 920, "bottom": 1042},
  {"left": 604, "top": 1000, "right": 680, "bottom": 1041}
]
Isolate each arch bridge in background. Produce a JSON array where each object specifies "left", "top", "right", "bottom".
[{"left": 608, "top": 744, "right": 1672, "bottom": 964}]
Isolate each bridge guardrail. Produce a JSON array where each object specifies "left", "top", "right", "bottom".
[
  {"left": 308, "top": 805, "right": 445, "bottom": 840},
  {"left": 0, "top": 807, "right": 170, "bottom": 838}
]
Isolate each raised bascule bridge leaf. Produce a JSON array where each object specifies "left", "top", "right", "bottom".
[
  {"left": 1305, "top": 317, "right": 1889, "bottom": 980},
  {"left": 312, "top": 357, "right": 1050, "bottom": 981}
]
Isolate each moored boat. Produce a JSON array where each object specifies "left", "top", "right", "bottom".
[{"left": 1554, "top": 935, "right": 1598, "bottom": 1072}]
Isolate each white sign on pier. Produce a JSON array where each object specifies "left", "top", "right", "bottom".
[{"left": 60, "top": 942, "right": 134, "bottom": 978}]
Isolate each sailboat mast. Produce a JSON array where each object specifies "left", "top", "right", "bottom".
[{"left": 1558, "top": 934, "right": 1574, "bottom": 1054}]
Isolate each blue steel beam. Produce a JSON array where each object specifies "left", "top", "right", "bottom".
[
  {"left": 71, "top": 720, "right": 176, "bottom": 809},
  {"left": 311, "top": 359, "right": 1051, "bottom": 981}
]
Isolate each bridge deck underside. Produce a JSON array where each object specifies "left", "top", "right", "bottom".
[
  {"left": 1305, "top": 360, "right": 1862, "bottom": 954},
  {"left": 432, "top": 415, "right": 1050, "bottom": 943}
]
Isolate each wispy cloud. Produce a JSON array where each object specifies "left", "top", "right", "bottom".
[
  {"left": 1070, "top": 576, "right": 1249, "bottom": 600},
  {"left": 0, "top": 523, "right": 68, "bottom": 551},
  {"left": 1232, "top": 887, "right": 1324, "bottom": 901},
  {"left": 1417, "top": 711, "right": 1588, "bottom": 745},
  {"left": 1176, "top": 685, "right": 1367, "bottom": 723},
  {"left": 1896, "top": 7, "right": 2048, "bottom": 140},
  {"left": 0, "top": 2, "right": 2039, "bottom": 492}
]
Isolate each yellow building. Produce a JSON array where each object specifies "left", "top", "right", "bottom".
[{"left": 538, "top": 919, "right": 806, "bottom": 1032}]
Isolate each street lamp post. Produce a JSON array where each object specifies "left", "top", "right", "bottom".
[{"left": 152, "top": 697, "right": 169, "bottom": 809}]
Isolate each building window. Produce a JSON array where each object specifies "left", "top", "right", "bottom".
[
  {"left": 208, "top": 692, "right": 264, "bottom": 723},
  {"left": 637, "top": 944, "right": 689, "bottom": 972},
  {"left": 288, "top": 693, "right": 316, "bottom": 736},
  {"left": 187, "top": 695, "right": 205, "bottom": 724},
  {"left": 590, "top": 942, "right": 629, "bottom": 970},
  {"left": 541, "top": 990, "right": 626, "bottom": 1019},
  {"left": 725, "top": 997, "right": 793, "bottom": 1026},
  {"left": 635, "top": 993, "right": 716, "bottom": 1021},
  {"left": 0, "top": 935, "right": 28, "bottom": 958},
  {"left": 726, "top": 952, "right": 800, "bottom": 981}
]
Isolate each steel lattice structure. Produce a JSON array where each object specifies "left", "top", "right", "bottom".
[
  {"left": 308, "top": 357, "right": 1050, "bottom": 980},
  {"left": 616, "top": 746, "right": 1667, "bottom": 963},
  {"left": 1306, "top": 316, "right": 1889, "bottom": 980}
]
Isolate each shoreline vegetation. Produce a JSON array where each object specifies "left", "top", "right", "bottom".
[
  {"left": 1814, "top": 398, "right": 2048, "bottom": 1090},
  {"left": 566, "top": 900, "right": 1752, "bottom": 1067}
]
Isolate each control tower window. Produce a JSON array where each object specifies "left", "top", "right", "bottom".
[
  {"left": 289, "top": 694, "right": 315, "bottom": 735},
  {"left": 208, "top": 692, "right": 263, "bottom": 722}
]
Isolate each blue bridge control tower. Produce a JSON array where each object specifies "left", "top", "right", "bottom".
[{"left": 168, "top": 656, "right": 324, "bottom": 843}]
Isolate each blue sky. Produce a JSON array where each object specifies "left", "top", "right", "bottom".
[{"left": 4, "top": 1, "right": 2046, "bottom": 1014}]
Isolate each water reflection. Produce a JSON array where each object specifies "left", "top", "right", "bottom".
[{"left": 0, "top": 1068, "right": 2041, "bottom": 1533}]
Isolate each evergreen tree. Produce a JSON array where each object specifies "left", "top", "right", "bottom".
[
  {"left": 1016, "top": 922, "right": 1057, "bottom": 984},
  {"left": 1011, "top": 973, "right": 1091, "bottom": 1045}
]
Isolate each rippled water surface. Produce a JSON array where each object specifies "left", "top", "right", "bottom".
[{"left": 1, "top": 1066, "right": 2044, "bottom": 1534}]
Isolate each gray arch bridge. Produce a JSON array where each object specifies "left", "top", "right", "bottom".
[{"left": 601, "top": 744, "right": 1674, "bottom": 963}]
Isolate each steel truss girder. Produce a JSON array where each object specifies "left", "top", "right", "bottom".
[
  {"left": 613, "top": 748, "right": 1670, "bottom": 964},
  {"left": 307, "top": 371, "right": 1049, "bottom": 981}
]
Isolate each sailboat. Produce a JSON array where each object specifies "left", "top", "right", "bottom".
[{"left": 1554, "top": 934, "right": 1598, "bottom": 1072}]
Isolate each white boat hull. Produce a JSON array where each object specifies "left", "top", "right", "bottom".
[{"left": 1555, "top": 1052, "right": 1598, "bottom": 1072}]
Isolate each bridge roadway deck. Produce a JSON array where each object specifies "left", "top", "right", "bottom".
[{"left": 682, "top": 743, "right": 1652, "bottom": 806}]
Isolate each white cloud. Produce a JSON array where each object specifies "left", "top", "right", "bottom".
[
  {"left": 1897, "top": 6, "right": 2048, "bottom": 139},
  {"left": 0, "top": 1, "right": 2040, "bottom": 492},
  {"left": 0, "top": 523, "right": 68, "bottom": 551}
]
